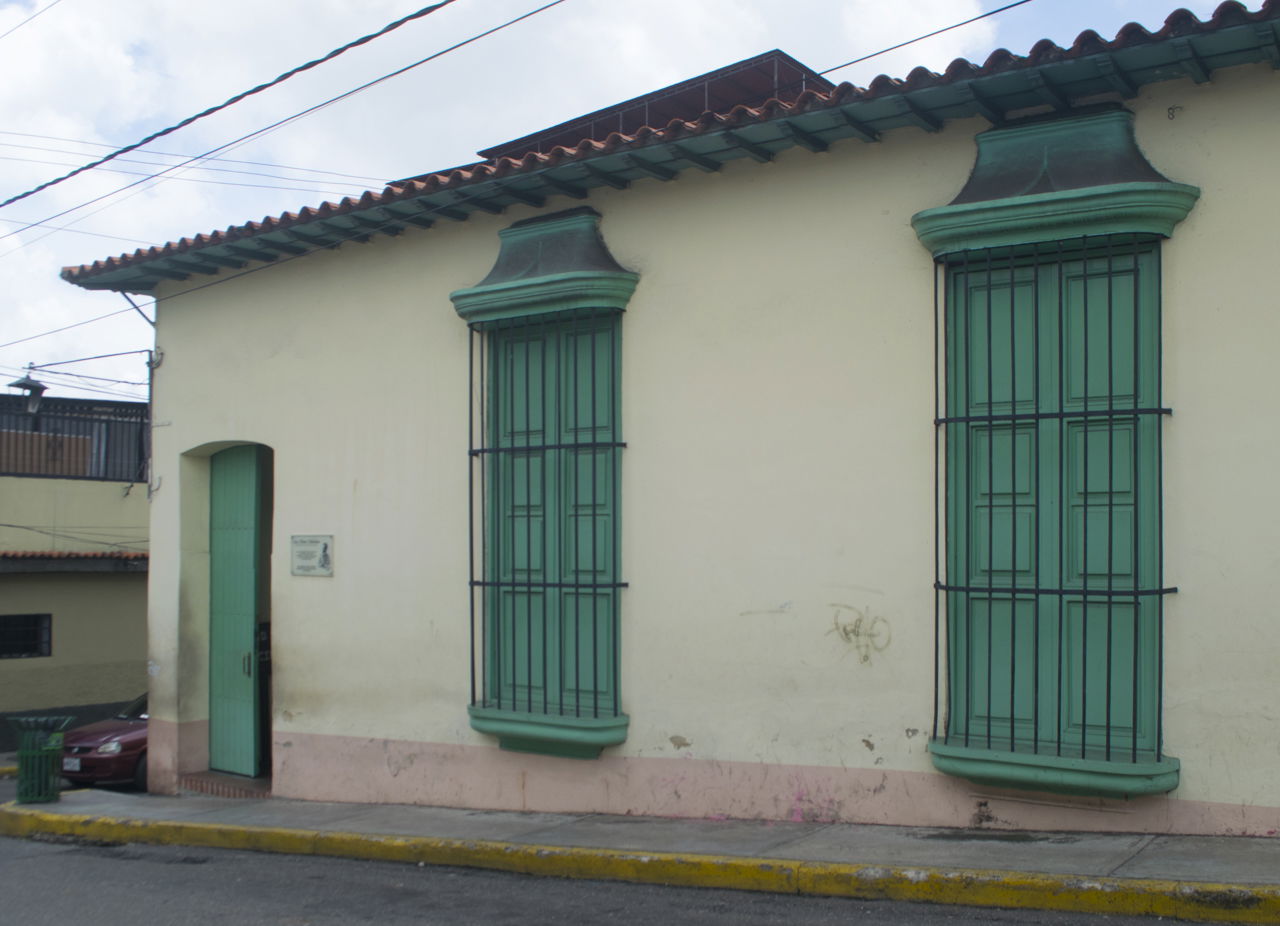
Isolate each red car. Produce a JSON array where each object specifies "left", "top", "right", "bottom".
[{"left": 61, "top": 694, "right": 148, "bottom": 790}]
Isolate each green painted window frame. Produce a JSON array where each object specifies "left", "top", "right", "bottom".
[
  {"left": 455, "top": 208, "right": 637, "bottom": 759},
  {"left": 467, "top": 312, "right": 628, "bottom": 759},
  {"left": 912, "top": 109, "right": 1196, "bottom": 798},
  {"left": 932, "top": 236, "right": 1179, "bottom": 798}
]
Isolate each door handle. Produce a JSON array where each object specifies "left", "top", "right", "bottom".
[{"left": 243, "top": 652, "right": 252, "bottom": 677}]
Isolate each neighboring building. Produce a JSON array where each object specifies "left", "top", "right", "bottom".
[
  {"left": 0, "top": 394, "right": 149, "bottom": 749},
  {"left": 61, "top": 6, "right": 1280, "bottom": 835}
]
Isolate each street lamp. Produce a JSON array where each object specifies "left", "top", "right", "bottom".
[{"left": 7, "top": 372, "right": 46, "bottom": 414}]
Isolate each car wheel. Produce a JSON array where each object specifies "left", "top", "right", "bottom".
[{"left": 133, "top": 751, "right": 148, "bottom": 791}]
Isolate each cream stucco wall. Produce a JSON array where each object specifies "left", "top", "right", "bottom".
[
  {"left": 0, "top": 475, "right": 148, "bottom": 553},
  {"left": 0, "top": 474, "right": 149, "bottom": 713},
  {"left": 0, "top": 573, "right": 147, "bottom": 711},
  {"left": 142, "top": 63, "right": 1280, "bottom": 833}
]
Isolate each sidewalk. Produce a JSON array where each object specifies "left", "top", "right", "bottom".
[{"left": 2, "top": 784, "right": 1278, "bottom": 924}]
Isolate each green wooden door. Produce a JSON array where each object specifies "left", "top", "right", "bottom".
[
  {"left": 945, "top": 245, "right": 1161, "bottom": 761},
  {"left": 488, "top": 318, "right": 620, "bottom": 716},
  {"left": 209, "top": 445, "right": 269, "bottom": 776}
]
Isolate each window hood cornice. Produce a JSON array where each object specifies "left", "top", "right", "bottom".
[{"left": 912, "top": 107, "right": 1199, "bottom": 255}]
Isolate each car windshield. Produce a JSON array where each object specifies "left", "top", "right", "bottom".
[{"left": 116, "top": 694, "right": 148, "bottom": 720}]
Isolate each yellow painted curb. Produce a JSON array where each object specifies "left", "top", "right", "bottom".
[
  {"left": 0, "top": 766, "right": 16, "bottom": 778},
  {"left": 2, "top": 802, "right": 1278, "bottom": 924}
]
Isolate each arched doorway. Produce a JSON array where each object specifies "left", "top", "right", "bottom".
[{"left": 208, "top": 444, "right": 272, "bottom": 778}]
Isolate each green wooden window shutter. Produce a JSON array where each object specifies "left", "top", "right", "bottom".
[
  {"left": 488, "top": 318, "right": 620, "bottom": 716},
  {"left": 932, "top": 239, "right": 1178, "bottom": 797}
]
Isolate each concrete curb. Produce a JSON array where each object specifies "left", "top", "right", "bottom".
[{"left": 2, "top": 802, "right": 1278, "bottom": 923}]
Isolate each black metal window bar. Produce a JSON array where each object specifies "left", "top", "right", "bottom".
[
  {"left": 0, "top": 613, "right": 52, "bottom": 658},
  {"left": 933, "top": 234, "right": 1172, "bottom": 764},
  {"left": 467, "top": 310, "right": 625, "bottom": 718},
  {"left": 0, "top": 396, "right": 148, "bottom": 483}
]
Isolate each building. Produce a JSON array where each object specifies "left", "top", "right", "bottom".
[
  {"left": 62, "top": 5, "right": 1280, "bottom": 835},
  {"left": 0, "top": 392, "right": 149, "bottom": 749}
]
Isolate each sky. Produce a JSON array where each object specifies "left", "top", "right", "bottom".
[{"left": 0, "top": 0, "right": 1232, "bottom": 403}]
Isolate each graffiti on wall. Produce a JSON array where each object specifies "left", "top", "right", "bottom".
[{"left": 827, "top": 603, "right": 891, "bottom": 664}]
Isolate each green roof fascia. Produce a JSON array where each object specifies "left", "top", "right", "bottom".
[
  {"left": 61, "top": 14, "right": 1278, "bottom": 294},
  {"left": 912, "top": 181, "right": 1200, "bottom": 255},
  {"left": 929, "top": 740, "right": 1180, "bottom": 798},
  {"left": 468, "top": 704, "right": 629, "bottom": 759}
]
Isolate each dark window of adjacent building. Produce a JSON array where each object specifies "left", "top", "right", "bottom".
[{"left": 0, "top": 613, "right": 52, "bottom": 658}]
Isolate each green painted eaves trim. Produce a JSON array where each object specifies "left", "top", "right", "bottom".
[
  {"left": 468, "top": 705, "right": 630, "bottom": 759},
  {"left": 929, "top": 740, "right": 1180, "bottom": 798},
  {"left": 61, "top": 13, "right": 1277, "bottom": 293},
  {"left": 912, "top": 182, "right": 1200, "bottom": 256}
]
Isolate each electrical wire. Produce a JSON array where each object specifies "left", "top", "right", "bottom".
[
  {"left": 0, "top": 0, "right": 569, "bottom": 248},
  {"left": 0, "top": 216, "right": 151, "bottom": 246},
  {"left": 0, "top": 367, "right": 146, "bottom": 400},
  {"left": 31, "top": 348, "right": 152, "bottom": 370},
  {"left": 0, "top": 154, "right": 368, "bottom": 197},
  {"left": 0, "top": 523, "right": 147, "bottom": 550},
  {"left": 0, "top": 0, "right": 461, "bottom": 210},
  {"left": 0, "top": 131, "right": 391, "bottom": 185},
  {"left": 819, "top": 0, "right": 1038, "bottom": 76},
  {"left": 0, "top": 141, "right": 388, "bottom": 188},
  {"left": 0, "top": 306, "right": 136, "bottom": 351},
  {"left": 0, "top": 0, "right": 67, "bottom": 43},
  {"left": 10, "top": 365, "right": 147, "bottom": 386}
]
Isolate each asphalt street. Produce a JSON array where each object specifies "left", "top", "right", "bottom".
[
  {"left": 0, "top": 833, "right": 1166, "bottom": 926},
  {"left": 0, "top": 777, "right": 1221, "bottom": 924}
]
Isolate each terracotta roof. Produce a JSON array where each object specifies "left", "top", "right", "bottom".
[
  {"left": 0, "top": 550, "right": 148, "bottom": 559},
  {"left": 62, "top": 1, "right": 1280, "bottom": 293}
]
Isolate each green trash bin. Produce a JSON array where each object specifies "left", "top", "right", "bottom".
[{"left": 9, "top": 716, "right": 75, "bottom": 804}]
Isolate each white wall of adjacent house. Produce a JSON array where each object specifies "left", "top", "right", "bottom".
[{"left": 144, "top": 63, "right": 1280, "bottom": 834}]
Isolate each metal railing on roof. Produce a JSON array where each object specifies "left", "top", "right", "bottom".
[{"left": 0, "top": 396, "right": 148, "bottom": 483}]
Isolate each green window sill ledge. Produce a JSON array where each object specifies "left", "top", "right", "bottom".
[
  {"left": 468, "top": 705, "right": 629, "bottom": 759},
  {"left": 929, "top": 740, "right": 1179, "bottom": 798}
]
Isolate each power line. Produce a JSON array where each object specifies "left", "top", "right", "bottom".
[
  {"left": 0, "top": 0, "right": 570, "bottom": 247},
  {"left": 0, "top": 370, "right": 146, "bottom": 400},
  {"left": 0, "top": 0, "right": 461, "bottom": 210},
  {"left": 0, "top": 131, "right": 391, "bottom": 185},
  {"left": 0, "top": 141, "right": 388, "bottom": 188},
  {"left": 21, "top": 366, "right": 147, "bottom": 386},
  {"left": 0, "top": 523, "right": 146, "bottom": 550},
  {"left": 0, "top": 0, "right": 67, "bottom": 43},
  {"left": 819, "top": 0, "right": 1038, "bottom": 77},
  {"left": 0, "top": 216, "right": 151, "bottom": 246},
  {"left": 0, "top": 365, "right": 147, "bottom": 398},
  {"left": 0, "top": 154, "right": 367, "bottom": 198},
  {"left": 0, "top": 306, "right": 138, "bottom": 351},
  {"left": 32, "top": 348, "right": 153, "bottom": 369}
]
